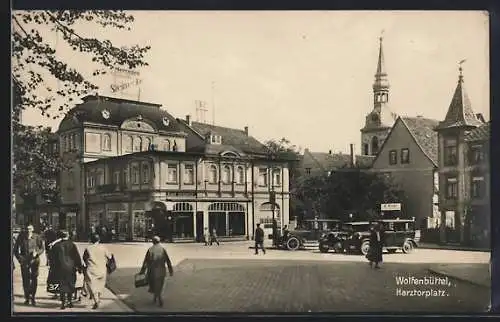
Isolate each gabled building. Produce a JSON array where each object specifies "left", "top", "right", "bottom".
[
  {"left": 370, "top": 116, "right": 440, "bottom": 228},
  {"left": 299, "top": 148, "right": 374, "bottom": 178},
  {"left": 56, "top": 95, "right": 291, "bottom": 241},
  {"left": 434, "top": 66, "right": 488, "bottom": 245}
]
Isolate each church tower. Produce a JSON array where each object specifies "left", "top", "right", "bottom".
[{"left": 360, "top": 36, "right": 398, "bottom": 156}]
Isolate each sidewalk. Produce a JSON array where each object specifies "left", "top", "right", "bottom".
[
  {"left": 418, "top": 242, "right": 490, "bottom": 252},
  {"left": 427, "top": 263, "right": 491, "bottom": 288},
  {"left": 12, "top": 255, "right": 132, "bottom": 314}
]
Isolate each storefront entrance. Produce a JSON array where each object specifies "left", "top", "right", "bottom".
[
  {"left": 172, "top": 202, "right": 194, "bottom": 239},
  {"left": 208, "top": 202, "right": 246, "bottom": 237}
]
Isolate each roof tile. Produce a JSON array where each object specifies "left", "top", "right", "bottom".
[{"left": 401, "top": 116, "right": 439, "bottom": 164}]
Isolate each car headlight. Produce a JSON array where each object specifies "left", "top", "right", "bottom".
[{"left": 320, "top": 233, "right": 326, "bottom": 239}]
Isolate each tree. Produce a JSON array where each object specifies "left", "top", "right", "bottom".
[
  {"left": 297, "top": 166, "right": 408, "bottom": 221},
  {"left": 12, "top": 10, "right": 151, "bottom": 120},
  {"left": 264, "top": 138, "right": 304, "bottom": 220}
]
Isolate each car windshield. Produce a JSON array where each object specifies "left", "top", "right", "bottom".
[
  {"left": 299, "top": 220, "right": 341, "bottom": 231},
  {"left": 342, "top": 224, "right": 369, "bottom": 232}
]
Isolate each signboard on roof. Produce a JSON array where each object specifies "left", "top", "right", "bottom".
[
  {"left": 109, "top": 66, "right": 142, "bottom": 100},
  {"left": 381, "top": 203, "right": 401, "bottom": 211}
]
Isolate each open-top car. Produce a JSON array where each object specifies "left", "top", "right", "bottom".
[
  {"left": 276, "top": 219, "right": 342, "bottom": 251},
  {"left": 371, "top": 218, "right": 419, "bottom": 254},
  {"left": 320, "top": 221, "right": 372, "bottom": 254}
]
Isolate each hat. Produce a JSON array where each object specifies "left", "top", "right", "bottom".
[{"left": 152, "top": 235, "right": 161, "bottom": 243}]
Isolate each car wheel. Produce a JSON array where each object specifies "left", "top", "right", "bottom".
[
  {"left": 361, "top": 240, "right": 370, "bottom": 256},
  {"left": 319, "top": 243, "right": 329, "bottom": 253},
  {"left": 333, "top": 242, "right": 343, "bottom": 253},
  {"left": 287, "top": 237, "right": 300, "bottom": 251},
  {"left": 402, "top": 240, "right": 414, "bottom": 254},
  {"left": 387, "top": 249, "right": 397, "bottom": 254}
]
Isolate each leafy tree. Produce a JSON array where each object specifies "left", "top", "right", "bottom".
[{"left": 12, "top": 10, "right": 151, "bottom": 120}]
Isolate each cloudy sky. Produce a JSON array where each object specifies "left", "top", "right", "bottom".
[{"left": 19, "top": 11, "right": 489, "bottom": 154}]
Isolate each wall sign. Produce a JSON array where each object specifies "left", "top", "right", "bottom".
[{"left": 381, "top": 203, "right": 401, "bottom": 211}]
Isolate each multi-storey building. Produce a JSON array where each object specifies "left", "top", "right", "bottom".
[
  {"left": 435, "top": 66, "right": 488, "bottom": 245},
  {"left": 56, "top": 95, "right": 291, "bottom": 241}
]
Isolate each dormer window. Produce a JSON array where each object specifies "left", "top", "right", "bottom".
[{"left": 210, "top": 134, "right": 222, "bottom": 145}]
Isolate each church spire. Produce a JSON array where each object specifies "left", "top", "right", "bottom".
[{"left": 373, "top": 33, "right": 390, "bottom": 107}]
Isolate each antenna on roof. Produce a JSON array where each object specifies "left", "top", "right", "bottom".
[
  {"left": 195, "top": 100, "right": 208, "bottom": 123},
  {"left": 211, "top": 81, "right": 216, "bottom": 126}
]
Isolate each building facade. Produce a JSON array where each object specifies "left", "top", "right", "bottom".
[
  {"left": 435, "top": 67, "right": 489, "bottom": 246},
  {"left": 370, "top": 116, "right": 440, "bottom": 229},
  {"left": 57, "top": 95, "right": 290, "bottom": 241},
  {"left": 360, "top": 37, "right": 398, "bottom": 156}
]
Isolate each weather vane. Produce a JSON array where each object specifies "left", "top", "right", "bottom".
[
  {"left": 458, "top": 59, "right": 467, "bottom": 76},
  {"left": 380, "top": 29, "right": 385, "bottom": 41}
]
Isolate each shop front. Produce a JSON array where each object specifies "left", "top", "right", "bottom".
[
  {"left": 107, "top": 202, "right": 130, "bottom": 241},
  {"left": 172, "top": 202, "right": 194, "bottom": 239},
  {"left": 208, "top": 202, "right": 246, "bottom": 237},
  {"left": 132, "top": 201, "right": 151, "bottom": 241}
]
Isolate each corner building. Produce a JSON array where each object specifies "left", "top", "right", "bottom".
[{"left": 57, "top": 95, "right": 290, "bottom": 241}]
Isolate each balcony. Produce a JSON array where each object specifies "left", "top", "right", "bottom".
[{"left": 96, "top": 183, "right": 120, "bottom": 194}]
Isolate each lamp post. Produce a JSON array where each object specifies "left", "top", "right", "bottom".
[{"left": 270, "top": 167, "right": 277, "bottom": 247}]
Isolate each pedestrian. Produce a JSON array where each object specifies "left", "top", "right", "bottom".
[
  {"left": 100, "top": 226, "right": 107, "bottom": 243},
  {"left": 13, "top": 224, "right": 44, "bottom": 306},
  {"left": 139, "top": 236, "right": 174, "bottom": 307},
  {"left": 283, "top": 225, "right": 290, "bottom": 240},
  {"left": 210, "top": 228, "right": 220, "bottom": 246},
  {"left": 367, "top": 223, "right": 384, "bottom": 269},
  {"left": 203, "top": 227, "right": 210, "bottom": 246},
  {"left": 82, "top": 233, "right": 113, "bottom": 309},
  {"left": 44, "top": 226, "right": 57, "bottom": 266},
  {"left": 50, "top": 230, "right": 84, "bottom": 309},
  {"left": 46, "top": 231, "right": 64, "bottom": 299},
  {"left": 89, "top": 224, "right": 96, "bottom": 242},
  {"left": 254, "top": 224, "right": 266, "bottom": 255}
]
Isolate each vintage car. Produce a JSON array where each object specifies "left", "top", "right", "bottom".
[
  {"left": 341, "top": 219, "right": 419, "bottom": 255},
  {"left": 318, "top": 221, "right": 371, "bottom": 253},
  {"left": 276, "top": 219, "right": 342, "bottom": 251}
]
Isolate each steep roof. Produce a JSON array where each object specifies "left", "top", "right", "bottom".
[
  {"left": 183, "top": 121, "right": 269, "bottom": 155},
  {"left": 435, "top": 70, "right": 483, "bottom": 130},
  {"left": 304, "top": 150, "right": 375, "bottom": 171},
  {"left": 465, "top": 122, "right": 490, "bottom": 142},
  {"left": 57, "top": 95, "right": 183, "bottom": 133},
  {"left": 401, "top": 116, "right": 439, "bottom": 165}
]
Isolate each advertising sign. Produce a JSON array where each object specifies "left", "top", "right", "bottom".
[
  {"left": 381, "top": 203, "right": 401, "bottom": 211},
  {"left": 109, "top": 67, "right": 142, "bottom": 100}
]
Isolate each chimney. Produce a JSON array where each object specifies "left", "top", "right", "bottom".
[
  {"left": 350, "top": 144, "right": 356, "bottom": 167},
  {"left": 186, "top": 115, "right": 191, "bottom": 126},
  {"left": 244, "top": 126, "right": 248, "bottom": 136},
  {"left": 476, "top": 113, "right": 485, "bottom": 123},
  {"left": 328, "top": 150, "right": 332, "bottom": 155}
]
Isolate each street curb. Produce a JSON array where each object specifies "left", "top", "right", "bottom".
[
  {"left": 104, "top": 284, "right": 135, "bottom": 312},
  {"left": 419, "top": 245, "right": 490, "bottom": 253},
  {"left": 427, "top": 268, "right": 491, "bottom": 289}
]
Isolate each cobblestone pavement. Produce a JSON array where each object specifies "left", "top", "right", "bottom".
[{"left": 107, "top": 259, "right": 490, "bottom": 313}]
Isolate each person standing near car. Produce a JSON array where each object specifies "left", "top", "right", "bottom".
[
  {"left": 367, "top": 223, "right": 384, "bottom": 269},
  {"left": 13, "top": 224, "right": 44, "bottom": 306},
  {"left": 254, "top": 224, "right": 266, "bottom": 255}
]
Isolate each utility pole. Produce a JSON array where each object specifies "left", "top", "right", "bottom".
[{"left": 211, "top": 81, "right": 216, "bottom": 125}]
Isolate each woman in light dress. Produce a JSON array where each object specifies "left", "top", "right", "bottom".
[{"left": 82, "top": 233, "right": 113, "bottom": 309}]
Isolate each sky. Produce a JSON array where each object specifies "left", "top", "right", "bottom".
[{"left": 18, "top": 11, "right": 490, "bottom": 154}]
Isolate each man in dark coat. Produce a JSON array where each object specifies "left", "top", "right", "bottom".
[
  {"left": 139, "top": 236, "right": 174, "bottom": 307},
  {"left": 254, "top": 224, "right": 266, "bottom": 255},
  {"left": 367, "top": 223, "right": 385, "bottom": 269},
  {"left": 50, "top": 230, "right": 84, "bottom": 309},
  {"left": 44, "top": 226, "right": 57, "bottom": 266},
  {"left": 13, "top": 224, "right": 44, "bottom": 306}
]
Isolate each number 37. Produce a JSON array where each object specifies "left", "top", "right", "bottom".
[{"left": 48, "top": 284, "right": 60, "bottom": 291}]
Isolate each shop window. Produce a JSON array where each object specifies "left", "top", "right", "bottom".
[{"left": 184, "top": 164, "right": 194, "bottom": 184}]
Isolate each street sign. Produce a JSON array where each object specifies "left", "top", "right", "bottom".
[{"left": 381, "top": 203, "right": 401, "bottom": 211}]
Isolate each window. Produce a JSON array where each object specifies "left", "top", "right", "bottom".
[
  {"left": 305, "top": 168, "right": 311, "bottom": 175},
  {"left": 208, "top": 165, "right": 218, "bottom": 184},
  {"left": 446, "top": 177, "right": 458, "bottom": 199},
  {"left": 103, "top": 134, "right": 111, "bottom": 151},
  {"left": 273, "top": 169, "right": 281, "bottom": 186},
  {"left": 444, "top": 138, "right": 458, "bottom": 166},
  {"left": 96, "top": 169, "right": 104, "bottom": 185},
  {"left": 471, "top": 176, "right": 485, "bottom": 199},
  {"left": 210, "top": 135, "right": 222, "bottom": 144},
  {"left": 124, "top": 135, "right": 133, "bottom": 152},
  {"left": 433, "top": 171, "right": 439, "bottom": 192},
  {"left": 222, "top": 165, "right": 231, "bottom": 184},
  {"left": 113, "top": 171, "right": 120, "bottom": 185},
  {"left": 123, "top": 168, "right": 129, "bottom": 185},
  {"left": 371, "top": 136, "right": 379, "bottom": 155},
  {"left": 172, "top": 140, "right": 178, "bottom": 152},
  {"left": 143, "top": 137, "right": 151, "bottom": 151},
  {"left": 469, "top": 145, "right": 485, "bottom": 165},
  {"left": 162, "top": 140, "right": 170, "bottom": 151},
  {"left": 236, "top": 166, "right": 245, "bottom": 184},
  {"left": 87, "top": 174, "right": 95, "bottom": 188},
  {"left": 133, "top": 137, "right": 142, "bottom": 152},
  {"left": 401, "top": 148, "right": 410, "bottom": 164},
  {"left": 258, "top": 168, "right": 268, "bottom": 186},
  {"left": 68, "top": 170, "right": 74, "bottom": 189},
  {"left": 389, "top": 150, "right": 397, "bottom": 165},
  {"left": 131, "top": 165, "right": 140, "bottom": 184},
  {"left": 363, "top": 144, "right": 369, "bottom": 156},
  {"left": 142, "top": 163, "right": 150, "bottom": 183},
  {"left": 167, "top": 164, "right": 178, "bottom": 184},
  {"left": 184, "top": 164, "right": 194, "bottom": 184}
]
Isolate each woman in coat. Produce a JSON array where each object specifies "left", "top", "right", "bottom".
[
  {"left": 367, "top": 223, "right": 384, "bottom": 269},
  {"left": 50, "top": 230, "right": 84, "bottom": 309},
  {"left": 83, "top": 234, "right": 113, "bottom": 309},
  {"left": 139, "top": 236, "right": 174, "bottom": 307}
]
